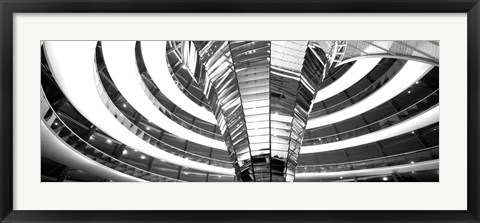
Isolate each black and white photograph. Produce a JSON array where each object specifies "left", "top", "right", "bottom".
[{"left": 40, "top": 40, "right": 439, "bottom": 182}]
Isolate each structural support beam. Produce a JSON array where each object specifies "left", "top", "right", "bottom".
[
  {"left": 56, "top": 167, "right": 71, "bottom": 182},
  {"left": 147, "top": 157, "right": 155, "bottom": 171},
  {"left": 414, "top": 130, "right": 431, "bottom": 148},
  {"left": 112, "top": 144, "right": 126, "bottom": 159}
]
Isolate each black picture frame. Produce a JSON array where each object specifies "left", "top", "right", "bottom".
[{"left": 1, "top": 0, "right": 479, "bottom": 222}]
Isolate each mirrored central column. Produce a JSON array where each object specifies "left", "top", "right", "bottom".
[{"left": 169, "top": 41, "right": 328, "bottom": 182}]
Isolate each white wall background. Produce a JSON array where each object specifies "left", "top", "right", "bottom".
[{"left": 14, "top": 13, "right": 467, "bottom": 210}]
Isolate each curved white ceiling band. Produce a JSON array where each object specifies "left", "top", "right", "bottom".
[
  {"left": 41, "top": 122, "right": 144, "bottom": 182},
  {"left": 140, "top": 41, "right": 218, "bottom": 124},
  {"left": 307, "top": 60, "right": 434, "bottom": 129},
  {"left": 102, "top": 41, "right": 226, "bottom": 150},
  {"left": 313, "top": 58, "right": 382, "bottom": 103},
  {"left": 44, "top": 41, "right": 234, "bottom": 175},
  {"left": 295, "top": 159, "right": 438, "bottom": 179},
  {"left": 301, "top": 105, "right": 439, "bottom": 154},
  {"left": 313, "top": 40, "right": 395, "bottom": 104}
]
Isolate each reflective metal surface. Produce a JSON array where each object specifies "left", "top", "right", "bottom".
[
  {"left": 166, "top": 41, "right": 213, "bottom": 109},
  {"left": 40, "top": 40, "right": 440, "bottom": 182},
  {"left": 176, "top": 41, "right": 328, "bottom": 181}
]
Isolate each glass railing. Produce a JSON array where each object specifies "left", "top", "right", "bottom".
[
  {"left": 41, "top": 87, "right": 182, "bottom": 182},
  {"left": 131, "top": 63, "right": 223, "bottom": 140},
  {"left": 93, "top": 59, "right": 233, "bottom": 169},
  {"left": 133, "top": 43, "right": 222, "bottom": 139},
  {"left": 166, "top": 41, "right": 212, "bottom": 109},
  {"left": 310, "top": 59, "right": 406, "bottom": 118},
  {"left": 303, "top": 89, "right": 439, "bottom": 146},
  {"left": 296, "top": 146, "right": 439, "bottom": 173}
]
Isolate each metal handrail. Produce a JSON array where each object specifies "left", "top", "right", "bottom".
[
  {"left": 41, "top": 87, "right": 182, "bottom": 182},
  {"left": 93, "top": 58, "right": 232, "bottom": 168},
  {"left": 132, "top": 54, "right": 223, "bottom": 139},
  {"left": 309, "top": 59, "right": 406, "bottom": 117},
  {"left": 303, "top": 89, "right": 439, "bottom": 145},
  {"left": 296, "top": 146, "right": 439, "bottom": 173}
]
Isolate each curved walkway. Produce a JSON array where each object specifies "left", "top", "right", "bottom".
[
  {"left": 43, "top": 41, "right": 233, "bottom": 175},
  {"left": 296, "top": 159, "right": 438, "bottom": 179},
  {"left": 313, "top": 58, "right": 382, "bottom": 103},
  {"left": 307, "top": 60, "right": 434, "bottom": 129},
  {"left": 41, "top": 122, "right": 145, "bottom": 182},
  {"left": 301, "top": 105, "right": 439, "bottom": 154},
  {"left": 101, "top": 41, "right": 226, "bottom": 150},
  {"left": 140, "top": 41, "right": 218, "bottom": 124}
]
